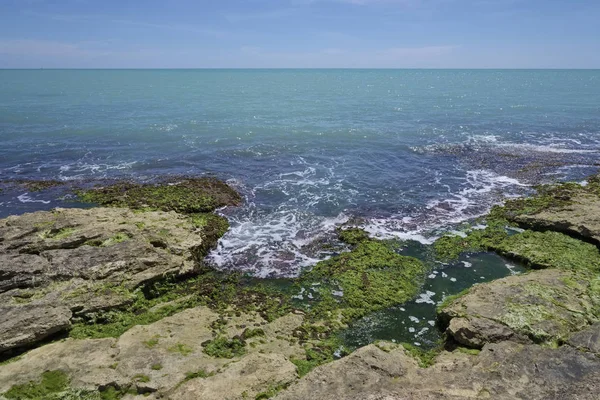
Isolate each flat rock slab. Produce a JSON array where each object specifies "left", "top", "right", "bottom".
[
  {"left": 0, "top": 207, "right": 206, "bottom": 353},
  {"left": 567, "top": 323, "right": 600, "bottom": 355},
  {"left": 0, "top": 304, "right": 72, "bottom": 353},
  {"left": 438, "top": 269, "right": 600, "bottom": 347},
  {"left": 275, "top": 341, "right": 600, "bottom": 400},
  {"left": 513, "top": 193, "right": 600, "bottom": 245},
  {"left": 0, "top": 306, "right": 304, "bottom": 399}
]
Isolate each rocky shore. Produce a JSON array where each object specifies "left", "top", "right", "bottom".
[{"left": 1, "top": 175, "right": 599, "bottom": 399}]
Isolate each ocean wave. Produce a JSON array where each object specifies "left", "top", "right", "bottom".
[
  {"left": 208, "top": 164, "right": 531, "bottom": 277},
  {"left": 359, "top": 169, "right": 528, "bottom": 243},
  {"left": 17, "top": 194, "right": 51, "bottom": 204},
  {"left": 58, "top": 161, "right": 137, "bottom": 180}
]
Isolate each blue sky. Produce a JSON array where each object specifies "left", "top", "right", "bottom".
[{"left": 0, "top": 0, "right": 599, "bottom": 68}]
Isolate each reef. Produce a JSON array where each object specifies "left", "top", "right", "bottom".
[{"left": 2, "top": 173, "right": 600, "bottom": 399}]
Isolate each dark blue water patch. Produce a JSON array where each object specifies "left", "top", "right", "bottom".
[{"left": 338, "top": 252, "right": 526, "bottom": 350}]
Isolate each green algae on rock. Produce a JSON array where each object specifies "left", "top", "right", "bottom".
[
  {"left": 490, "top": 230, "right": 600, "bottom": 272},
  {"left": 76, "top": 177, "right": 242, "bottom": 214},
  {"left": 202, "top": 336, "right": 246, "bottom": 359},
  {"left": 432, "top": 223, "right": 509, "bottom": 261},
  {"left": 438, "top": 268, "right": 600, "bottom": 348},
  {"left": 3, "top": 370, "right": 70, "bottom": 400},
  {"left": 434, "top": 225, "right": 600, "bottom": 272},
  {"left": 299, "top": 229, "right": 428, "bottom": 324},
  {"left": 69, "top": 270, "right": 293, "bottom": 340}
]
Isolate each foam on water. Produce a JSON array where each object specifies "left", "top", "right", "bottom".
[
  {"left": 17, "top": 194, "right": 51, "bottom": 204},
  {"left": 358, "top": 169, "right": 528, "bottom": 244},
  {"left": 210, "top": 163, "right": 531, "bottom": 277}
]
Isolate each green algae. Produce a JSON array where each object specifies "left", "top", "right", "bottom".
[
  {"left": 132, "top": 374, "right": 150, "bottom": 383},
  {"left": 168, "top": 343, "right": 194, "bottom": 356},
  {"left": 69, "top": 270, "right": 292, "bottom": 339},
  {"left": 433, "top": 225, "right": 600, "bottom": 274},
  {"left": 489, "top": 176, "right": 600, "bottom": 222},
  {"left": 336, "top": 227, "right": 370, "bottom": 245},
  {"left": 39, "top": 227, "right": 77, "bottom": 240},
  {"left": 254, "top": 382, "right": 290, "bottom": 399},
  {"left": 76, "top": 177, "right": 241, "bottom": 214},
  {"left": 290, "top": 337, "right": 347, "bottom": 377},
  {"left": 183, "top": 369, "right": 214, "bottom": 380},
  {"left": 202, "top": 336, "right": 246, "bottom": 359},
  {"left": 300, "top": 230, "right": 428, "bottom": 324},
  {"left": 3, "top": 370, "right": 69, "bottom": 399},
  {"left": 85, "top": 232, "right": 131, "bottom": 248},
  {"left": 400, "top": 343, "right": 441, "bottom": 368},
  {"left": 490, "top": 230, "right": 600, "bottom": 272},
  {"left": 436, "top": 288, "right": 471, "bottom": 313},
  {"left": 433, "top": 223, "right": 509, "bottom": 262}
]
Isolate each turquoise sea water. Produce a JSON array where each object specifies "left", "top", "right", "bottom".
[
  {"left": 1, "top": 69, "right": 599, "bottom": 347},
  {"left": 2, "top": 69, "right": 599, "bottom": 276}
]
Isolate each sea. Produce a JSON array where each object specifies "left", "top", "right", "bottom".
[{"left": 1, "top": 69, "right": 599, "bottom": 347}]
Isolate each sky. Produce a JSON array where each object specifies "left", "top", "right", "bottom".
[{"left": 0, "top": 0, "right": 599, "bottom": 68}]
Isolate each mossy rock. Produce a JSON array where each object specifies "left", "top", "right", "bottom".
[
  {"left": 490, "top": 230, "right": 600, "bottom": 272},
  {"left": 202, "top": 336, "right": 246, "bottom": 359},
  {"left": 77, "top": 177, "right": 241, "bottom": 214},
  {"left": 301, "top": 229, "right": 428, "bottom": 323},
  {"left": 489, "top": 175, "right": 600, "bottom": 222},
  {"left": 439, "top": 268, "right": 600, "bottom": 347},
  {"left": 433, "top": 226, "right": 600, "bottom": 274},
  {"left": 3, "top": 370, "right": 69, "bottom": 399}
]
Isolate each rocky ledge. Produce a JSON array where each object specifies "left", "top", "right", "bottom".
[{"left": 1, "top": 174, "right": 600, "bottom": 400}]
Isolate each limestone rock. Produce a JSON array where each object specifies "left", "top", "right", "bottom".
[
  {"left": 447, "top": 317, "right": 531, "bottom": 349},
  {"left": 276, "top": 341, "right": 600, "bottom": 400},
  {"left": 513, "top": 194, "right": 600, "bottom": 245},
  {"left": 169, "top": 353, "right": 297, "bottom": 400},
  {"left": 0, "top": 304, "right": 72, "bottom": 353},
  {"left": 0, "top": 207, "right": 207, "bottom": 353},
  {"left": 567, "top": 323, "right": 600, "bottom": 355},
  {"left": 275, "top": 344, "right": 413, "bottom": 400},
  {"left": 0, "top": 306, "right": 305, "bottom": 399},
  {"left": 438, "top": 269, "right": 599, "bottom": 347}
]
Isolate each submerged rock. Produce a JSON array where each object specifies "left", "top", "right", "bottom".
[{"left": 0, "top": 206, "right": 219, "bottom": 353}]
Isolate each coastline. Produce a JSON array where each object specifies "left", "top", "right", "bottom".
[{"left": 0, "top": 173, "right": 599, "bottom": 399}]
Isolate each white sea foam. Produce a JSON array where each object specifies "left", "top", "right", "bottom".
[
  {"left": 17, "top": 194, "right": 50, "bottom": 204},
  {"left": 359, "top": 169, "right": 529, "bottom": 244},
  {"left": 415, "top": 291, "right": 436, "bottom": 305},
  {"left": 58, "top": 161, "right": 137, "bottom": 180}
]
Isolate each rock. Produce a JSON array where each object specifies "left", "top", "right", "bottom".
[
  {"left": 0, "top": 304, "right": 72, "bottom": 353},
  {"left": 0, "top": 207, "right": 209, "bottom": 353},
  {"left": 567, "top": 323, "right": 600, "bottom": 355},
  {"left": 169, "top": 353, "right": 297, "bottom": 400},
  {"left": 438, "top": 269, "right": 599, "bottom": 347},
  {"left": 513, "top": 194, "right": 600, "bottom": 245},
  {"left": 0, "top": 306, "right": 305, "bottom": 399},
  {"left": 275, "top": 344, "right": 413, "bottom": 400},
  {"left": 446, "top": 317, "right": 531, "bottom": 349},
  {"left": 275, "top": 341, "right": 600, "bottom": 400}
]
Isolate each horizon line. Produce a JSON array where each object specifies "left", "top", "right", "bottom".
[{"left": 1, "top": 67, "right": 600, "bottom": 71}]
